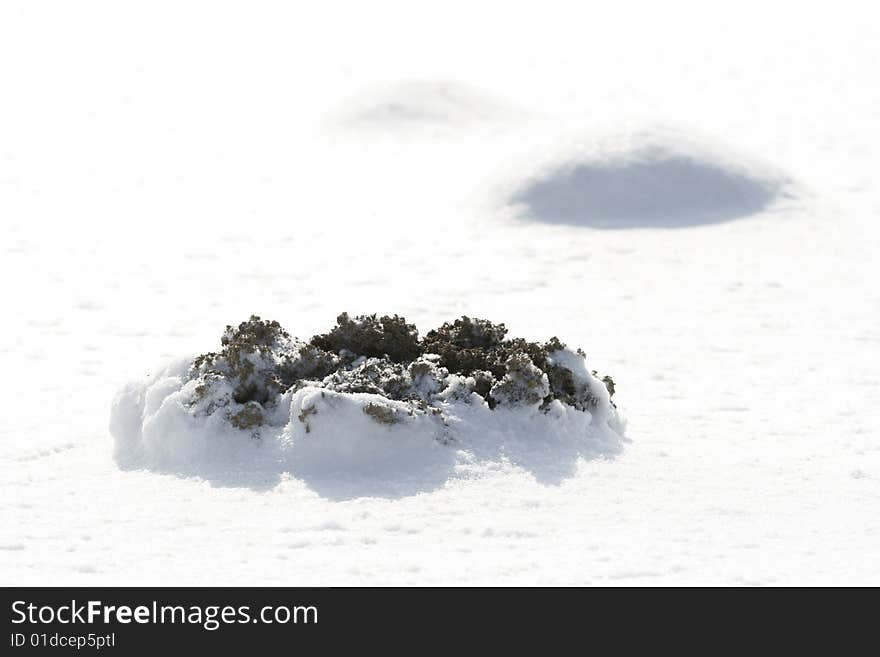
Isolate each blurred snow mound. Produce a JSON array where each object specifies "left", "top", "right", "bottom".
[
  {"left": 110, "top": 356, "right": 624, "bottom": 493},
  {"left": 509, "top": 127, "right": 794, "bottom": 228},
  {"left": 333, "top": 80, "right": 521, "bottom": 132}
]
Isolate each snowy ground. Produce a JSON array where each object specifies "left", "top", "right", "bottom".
[{"left": 2, "top": 1, "right": 879, "bottom": 585}]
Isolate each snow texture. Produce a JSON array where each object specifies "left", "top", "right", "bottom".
[{"left": 3, "top": 1, "right": 880, "bottom": 586}]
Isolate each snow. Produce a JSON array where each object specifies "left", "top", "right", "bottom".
[
  {"left": 331, "top": 80, "right": 522, "bottom": 132},
  {"left": 110, "top": 349, "right": 623, "bottom": 494},
  {"left": 508, "top": 127, "right": 794, "bottom": 228},
  {"left": 2, "top": 0, "right": 880, "bottom": 585}
]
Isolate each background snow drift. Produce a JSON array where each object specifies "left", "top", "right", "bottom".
[{"left": 2, "top": 0, "right": 879, "bottom": 585}]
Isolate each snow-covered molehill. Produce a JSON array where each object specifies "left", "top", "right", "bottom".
[
  {"left": 110, "top": 315, "right": 625, "bottom": 480},
  {"left": 331, "top": 80, "right": 522, "bottom": 132},
  {"left": 509, "top": 127, "right": 794, "bottom": 228}
]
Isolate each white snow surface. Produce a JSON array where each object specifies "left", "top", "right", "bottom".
[{"left": 2, "top": 1, "right": 880, "bottom": 585}]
